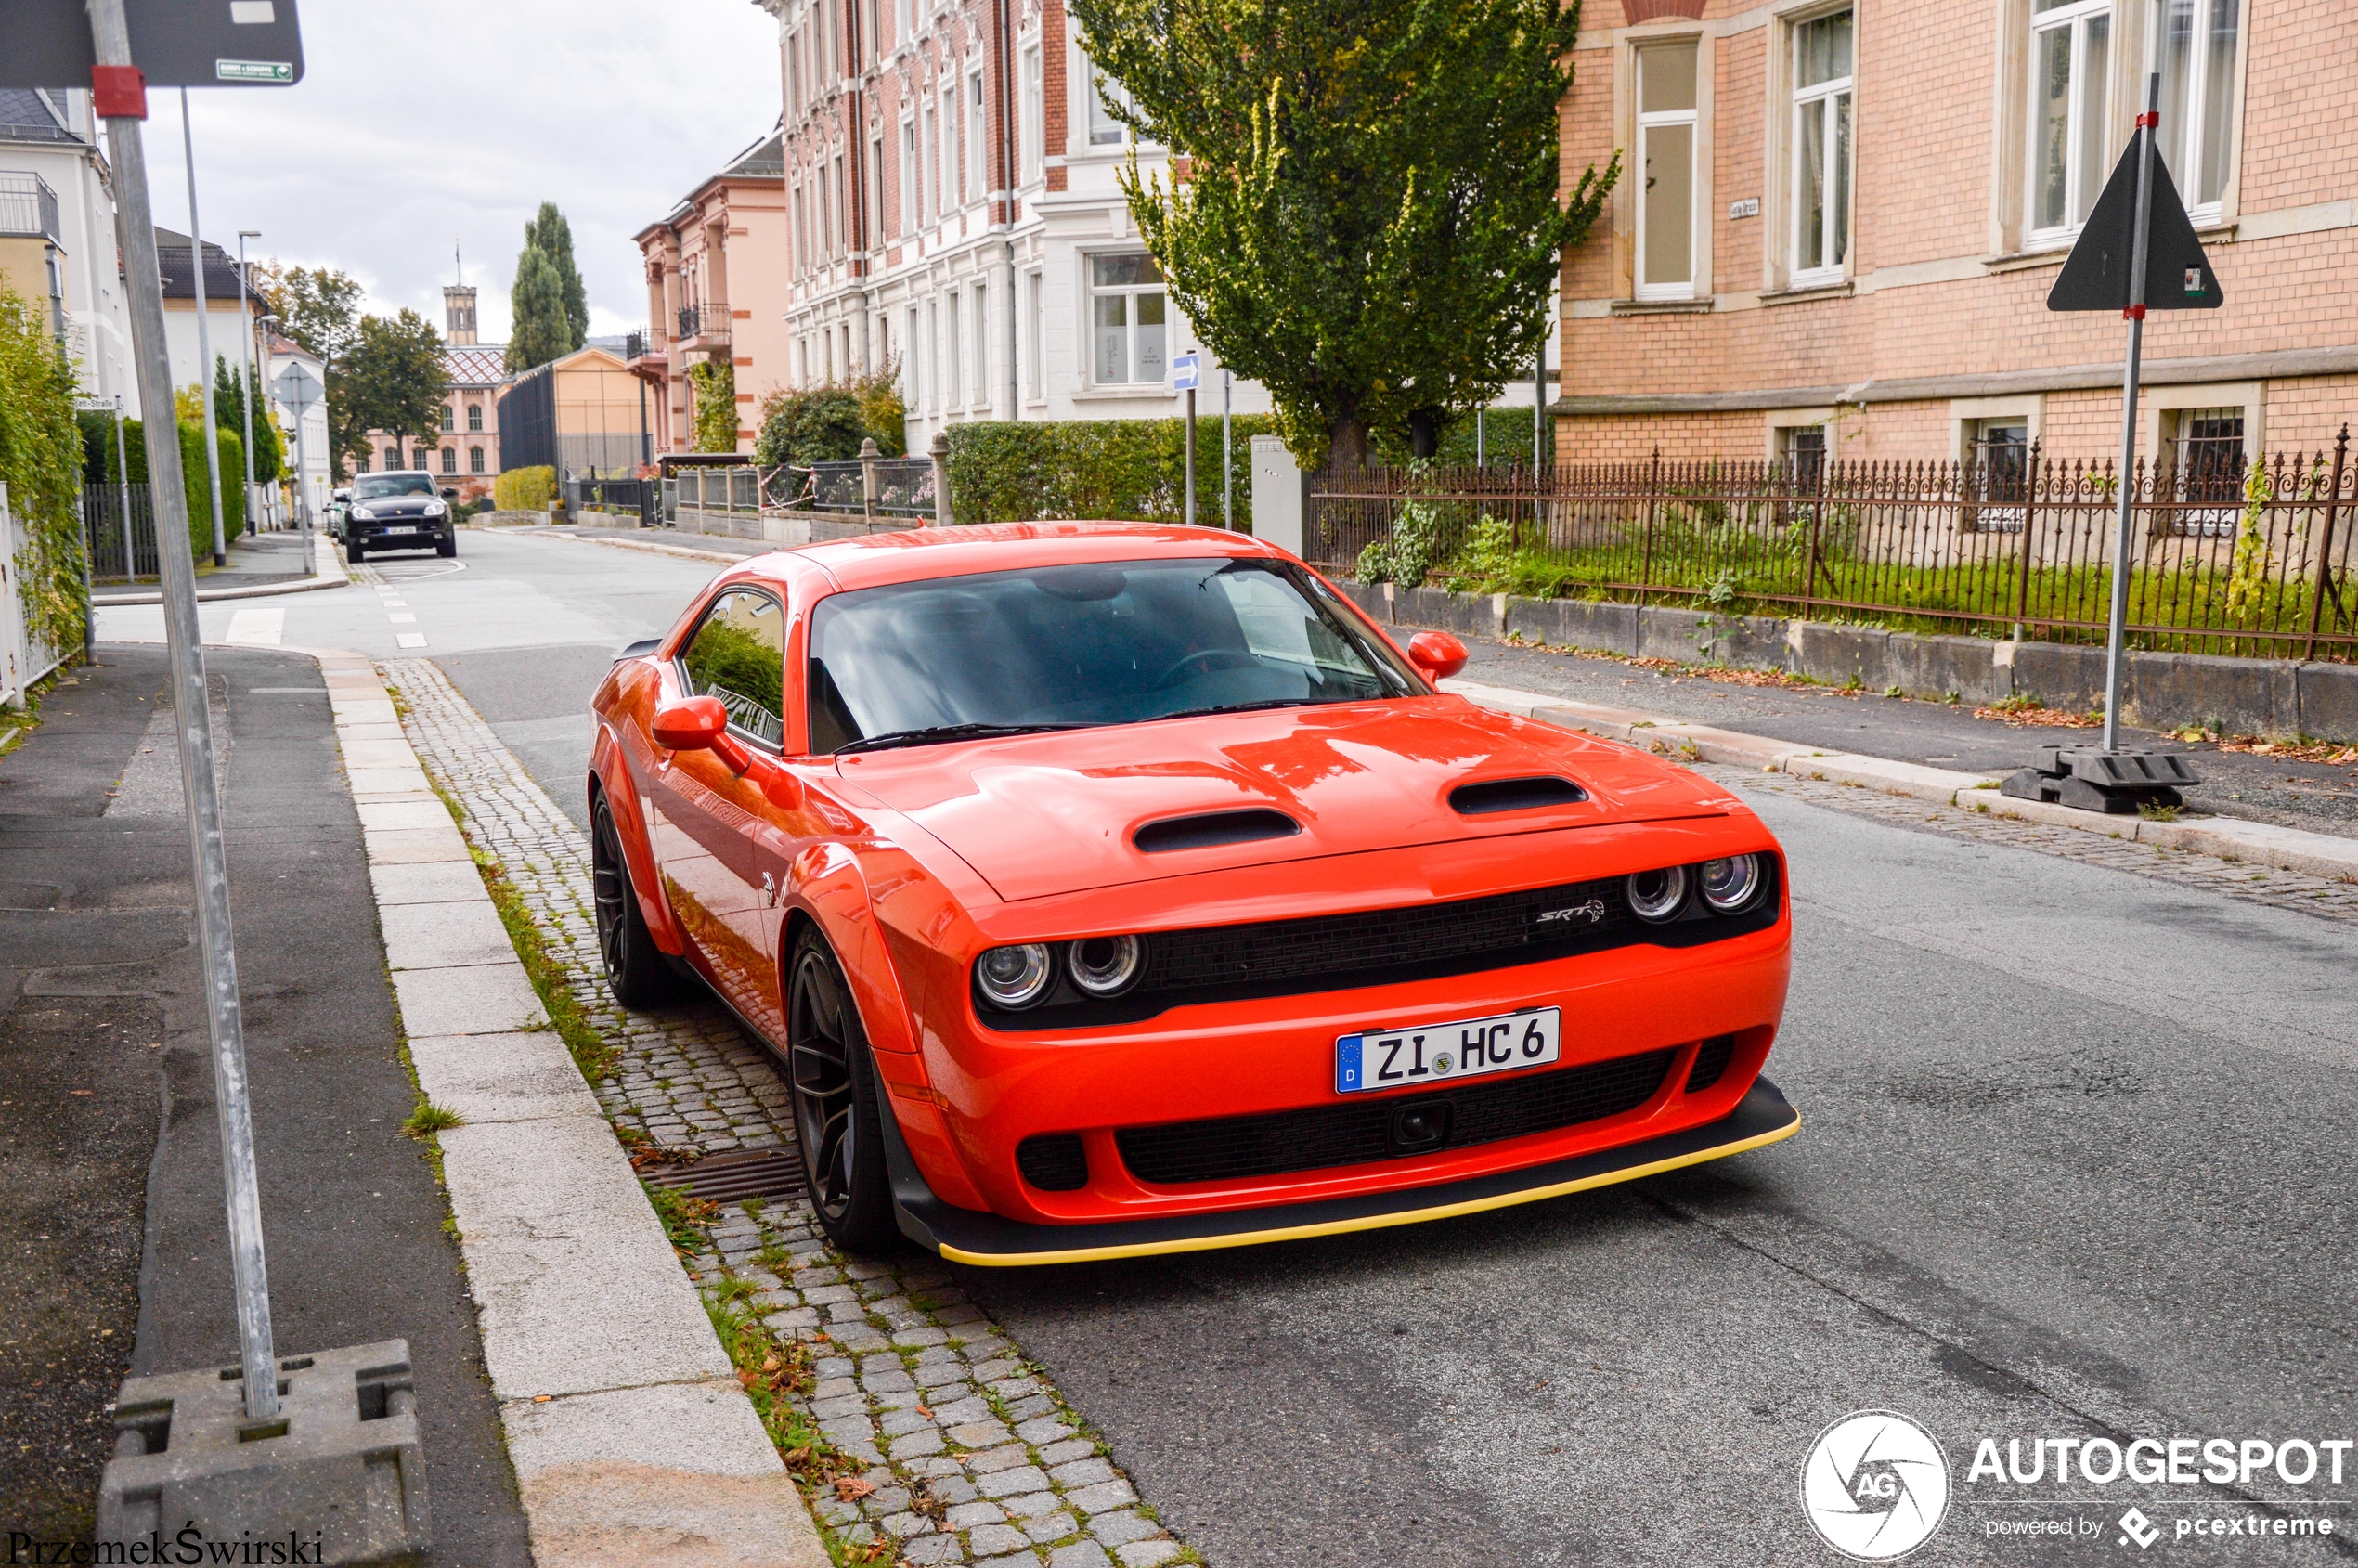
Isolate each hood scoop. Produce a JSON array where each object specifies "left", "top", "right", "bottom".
[
  {"left": 1449, "top": 775, "right": 1589, "bottom": 815},
  {"left": 1134, "top": 808, "right": 1302, "bottom": 854}
]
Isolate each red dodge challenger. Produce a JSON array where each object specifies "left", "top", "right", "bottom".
[{"left": 588, "top": 522, "right": 1796, "bottom": 1264}]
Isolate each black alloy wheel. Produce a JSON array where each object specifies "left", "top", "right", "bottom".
[
  {"left": 591, "top": 792, "right": 679, "bottom": 1008},
  {"left": 787, "top": 927, "right": 897, "bottom": 1252},
  {"left": 436, "top": 529, "right": 457, "bottom": 558}
]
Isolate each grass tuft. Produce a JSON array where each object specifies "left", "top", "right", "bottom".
[{"left": 401, "top": 1100, "right": 464, "bottom": 1140}]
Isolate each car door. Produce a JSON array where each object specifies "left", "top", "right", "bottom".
[{"left": 658, "top": 586, "right": 790, "bottom": 1039}]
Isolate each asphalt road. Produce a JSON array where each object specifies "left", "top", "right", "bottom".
[{"left": 140, "top": 529, "right": 2357, "bottom": 1565}]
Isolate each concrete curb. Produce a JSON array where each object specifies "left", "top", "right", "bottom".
[
  {"left": 1439, "top": 675, "right": 2358, "bottom": 883},
  {"left": 504, "top": 527, "right": 748, "bottom": 565},
  {"left": 93, "top": 533, "right": 352, "bottom": 605},
  {"left": 295, "top": 641, "right": 829, "bottom": 1567}
]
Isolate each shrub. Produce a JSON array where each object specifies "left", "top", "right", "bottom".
[
  {"left": 689, "top": 360, "right": 738, "bottom": 453},
  {"left": 942, "top": 414, "right": 1276, "bottom": 527},
  {"left": 0, "top": 289, "right": 87, "bottom": 658},
  {"left": 494, "top": 465, "right": 557, "bottom": 512},
  {"left": 72, "top": 405, "right": 242, "bottom": 563},
  {"left": 753, "top": 369, "right": 905, "bottom": 468},
  {"left": 1355, "top": 497, "right": 1450, "bottom": 587}
]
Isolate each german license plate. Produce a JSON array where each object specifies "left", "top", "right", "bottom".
[{"left": 1335, "top": 1007, "right": 1561, "bottom": 1095}]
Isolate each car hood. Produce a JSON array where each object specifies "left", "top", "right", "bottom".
[{"left": 832, "top": 695, "right": 1737, "bottom": 902}]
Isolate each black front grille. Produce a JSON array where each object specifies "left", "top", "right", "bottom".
[
  {"left": 1017, "top": 1133, "right": 1088, "bottom": 1191},
  {"left": 1685, "top": 1034, "right": 1737, "bottom": 1094},
  {"left": 980, "top": 859, "right": 1779, "bottom": 1030},
  {"left": 1114, "top": 1047, "right": 1678, "bottom": 1186}
]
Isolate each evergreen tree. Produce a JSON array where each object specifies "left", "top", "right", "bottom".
[
  {"left": 524, "top": 202, "right": 589, "bottom": 352},
  {"left": 1071, "top": 0, "right": 1615, "bottom": 470},
  {"left": 214, "top": 355, "right": 284, "bottom": 484},
  {"left": 506, "top": 247, "right": 573, "bottom": 375}
]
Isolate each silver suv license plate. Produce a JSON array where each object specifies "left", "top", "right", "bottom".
[{"left": 1335, "top": 1006, "right": 1561, "bottom": 1095}]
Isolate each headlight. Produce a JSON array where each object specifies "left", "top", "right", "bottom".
[
  {"left": 976, "top": 943, "right": 1054, "bottom": 1008},
  {"left": 350, "top": 505, "right": 374, "bottom": 521},
  {"left": 1699, "top": 854, "right": 1763, "bottom": 914},
  {"left": 1625, "top": 865, "right": 1688, "bottom": 923},
  {"left": 1067, "top": 934, "right": 1143, "bottom": 997},
  {"left": 424, "top": 501, "right": 447, "bottom": 517}
]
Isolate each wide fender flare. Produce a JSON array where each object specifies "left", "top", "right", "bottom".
[{"left": 590, "top": 723, "right": 686, "bottom": 955}]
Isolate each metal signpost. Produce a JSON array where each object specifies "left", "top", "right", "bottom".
[
  {"left": 1221, "top": 368, "right": 1233, "bottom": 531},
  {"left": 237, "top": 228, "right": 261, "bottom": 532},
  {"left": 272, "top": 361, "right": 323, "bottom": 562},
  {"left": 179, "top": 88, "right": 227, "bottom": 565},
  {"left": 1174, "top": 352, "right": 1201, "bottom": 529},
  {"left": 2001, "top": 59, "right": 2220, "bottom": 813}
]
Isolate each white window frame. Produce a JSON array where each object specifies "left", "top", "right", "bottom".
[
  {"left": 941, "top": 82, "right": 962, "bottom": 209},
  {"left": 920, "top": 99, "right": 938, "bottom": 224},
  {"left": 1635, "top": 42, "right": 1701, "bottom": 302},
  {"left": 968, "top": 65, "right": 988, "bottom": 202},
  {"left": 1020, "top": 43, "right": 1043, "bottom": 185},
  {"left": 947, "top": 290, "right": 963, "bottom": 407},
  {"left": 1024, "top": 267, "right": 1043, "bottom": 401},
  {"left": 900, "top": 116, "right": 918, "bottom": 236},
  {"left": 2157, "top": 0, "right": 2240, "bottom": 225},
  {"left": 1084, "top": 252, "right": 1169, "bottom": 388},
  {"left": 897, "top": 0, "right": 913, "bottom": 45},
  {"left": 905, "top": 305, "right": 921, "bottom": 406},
  {"left": 1085, "top": 52, "right": 1129, "bottom": 147},
  {"left": 2024, "top": 0, "right": 2116, "bottom": 252},
  {"left": 1787, "top": 10, "right": 1853, "bottom": 290}
]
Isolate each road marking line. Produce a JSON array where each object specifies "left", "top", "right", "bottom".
[
  {"left": 224, "top": 606, "right": 284, "bottom": 646},
  {"left": 395, "top": 632, "right": 429, "bottom": 648},
  {"left": 388, "top": 613, "right": 418, "bottom": 624}
]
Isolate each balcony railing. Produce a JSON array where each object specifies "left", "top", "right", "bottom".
[
  {"left": 677, "top": 302, "right": 730, "bottom": 343},
  {"left": 0, "top": 172, "right": 61, "bottom": 244},
  {"left": 625, "top": 327, "right": 666, "bottom": 363}
]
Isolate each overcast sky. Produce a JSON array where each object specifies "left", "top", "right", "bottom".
[{"left": 139, "top": 0, "right": 783, "bottom": 343}]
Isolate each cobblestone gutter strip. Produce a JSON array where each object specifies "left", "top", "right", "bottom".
[{"left": 381, "top": 657, "right": 1199, "bottom": 1568}]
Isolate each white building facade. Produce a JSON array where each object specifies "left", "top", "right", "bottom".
[
  {"left": 263, "top": 333, "right": 332, "bottom": 524},
  {"left": 0, "top": 87, "right": 141, "bottom": 419}
]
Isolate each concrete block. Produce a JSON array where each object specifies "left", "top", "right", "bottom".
[
  {"left": 1632, "top": 603, "right": 1714, "bottom": 664},
  {"left": 368, "top": 860, "right": 487, "bottom": 907},
  {"left": 1697, "top": 611, "right": 1789, "bottom": 672},
  {"left": 1499, "top": 593, "right": 1565, "bottom": 647},
  {"left": 1884, "top": 634, "right": 2007, "bottom": 705},
  {"left": 364, "top": 823, "right": 472, "bottom": 865},
  {"left": 339, "top": 738, "right": 423, "bottom": 770},
  {"left": 391, "top": 962, "right": 548, "bottom": 1038},
  {"left": 407, "top": 1030, "right": 606, "bottom": 1126},
  {"left": 1956, "top": 786, "right": 2108, "bottom": 830},
  {"left": 97, "top": 1340, "right": 429, "bottom": 1565},
  {"left": 2135, "top": 814, "right": 2358, "bottom": 881},
  {"left": 358, "top": 798, "right": 455, "bottom": 833},
  {"left": 502, "top": 1380, "right": 829, "bottom": 1567},
  {"left": 2121, "top": 651, "right": 2282, "bottom": 738},
  {"left": 2009, "top": 641, "right": 2106, "bottom": 714},
  {"left": 1793, "top": 622, "right": 1892, "bottom": 690},
  {"left": 1554, "top": 598, "right": 1641, "bottom": 654},
  {"left": 2297, "top": 661, "right": 2358, "bottom": 744},
  {"left": 381, "top": 898, "right": 517, "bottom": 971},
  {"left": 1396, "top": 586, "right": 1455, "bottom": 628},
  {"left": 1334, "top": 577, "right": 1387, "bottom": 625},
  {"left": 437, "top": 1113, "right": 733, "bottom": 1400}
]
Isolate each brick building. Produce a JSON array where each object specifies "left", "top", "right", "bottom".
[
  {"left": 1554, "top": 0, "right": 2356, "bottom": 470},
  {"left": 630, "top": 127, "right": 790, "bottom": 456},
  {"left": 757, "top": 0, "right": 1283, "bottom": 447}
]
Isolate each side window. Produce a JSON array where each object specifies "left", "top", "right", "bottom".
[{"left": 680, "top": 589, "right": 786, "bottom": 747}]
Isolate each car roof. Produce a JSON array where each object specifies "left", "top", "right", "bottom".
[{"left": 771, "top": 521, "right": 1289, "bottom": 592}]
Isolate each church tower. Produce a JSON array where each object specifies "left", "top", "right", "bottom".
[{"left": 444, "top": 283, "right": 478, "bottom": 345}]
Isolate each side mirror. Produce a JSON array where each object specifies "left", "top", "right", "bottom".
[
  {"left": 1407, "top": 630, "right": 1469, "bottom": 682},
  {"left": 440, "top": 486, "right": 460, "bottom": 499},
  {"left": 331, "top": 488, "right": 350, "bottom": 502},
  {"left": 652, "top": 695, "right": 727, "bottom": 752}
]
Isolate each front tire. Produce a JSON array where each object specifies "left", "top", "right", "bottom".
[
  {"left": 787, "top": 928, "right": 898, "bottom": 1254},
  {"left": 436, "top": 531, "right": 457, "bottom": 558},
  {"left": 345, "top": 538, "right": 366, "bottom": 563},
  {"left": 591, "top": 791, "right": 680, "bottom": 1009}
]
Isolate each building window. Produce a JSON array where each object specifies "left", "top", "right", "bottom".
[
  {"left": 440, "top": 404, "right": 454, "bottom": 432},
  {"left": 1025, "top": 268, "right": 1043, "bottom": 399},
  {"left": 440, "top": 447, "right": 457, "bottom": 473},
  {"left": 469, "top": 445, "right": 486, "bottom": 474},
  {"left": 1963, "top": 419, "right": 2030, "bottom": 532},
  {"left": 1636, "top": 42, "right": 1699, "bottom": 300},
  {"left": 870, "top": 134, "right": 885, "bottom": 248},
  {"left": 817, "top": 171, "right": 833, "bottom": 261},
  {"left": 468, "top": 402, "right": 483, "bottom": 432},
  {"left": 2158, "top": 0, "right": 2238, "bottom": 220},
  {"left": 1790, "top": 11, "right": 1852, "bottom": 287},
  {"left": 898, "top": 0, "right": 913, "bottom": 44},
  {"left": 2167, "top": 406, "right": 2245, "bottom": 531},
  {"left": 2028, "top": 0, "right": 2114, "bottom": 247},
  {"left": 971, "top": 280, "right": 988, "bottom": 406},
  {"left": 968, "top": 67, "right": 987, "bottom": 201},
  {"left": 1087, "top": 55, "right": 1133, "bottom": 146},
  {"left": 833, "top": 152, "right": 848, "bottom": 250},
  {"left": 906, "top": 305, "right": 922, "bottom": 408},
  {"left": 356, "top": 452, "right": 369, "bottom": 473},
  {"left": 1777, "top": 423, "right": 1827, "bottom": 488},
  {"left": 926, "top": 300, "right": 940, "bottom": 410},
  {"left": 1021, "top": 45, "right": 1043, "bottom": 184},
  {"left": 922, "top": 101, "right": 939, "bottom": 223},
  {"left": 900, "top": 119, "right": 919, "bottom": 234},
  {"left": 1089, "top": 253, "right": 1167, "bottom": 385},
  {"left": 947, "top": 291, "right": 963, "bottom": 407},
  {"left": 940, "top": 84, "right": 961, "bottom": 207}
]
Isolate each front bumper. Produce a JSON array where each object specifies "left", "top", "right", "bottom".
[{"left": 881, "top": 1073, "right": 1799, "bottom": 1266}]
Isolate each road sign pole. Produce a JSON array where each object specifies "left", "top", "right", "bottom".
[
  {"left": 179, "top": 89, "right": 227, "bottom": 566},
  {"left": 1222, "top": 369, "right": 1232, "bottom": 531},
  {"left": 2101, "top": 72, "right": 2162, "bottom": 755},
  {"left": 90, "top": 0, "right": 280, "bottom": 1421},
  {"left": 1185, "top": 386, "right": 1197, "bottom": 529}
]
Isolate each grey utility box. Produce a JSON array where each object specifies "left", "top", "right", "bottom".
[{"left": 97, "top": 1340, "right": 431, "bottom": 1565}]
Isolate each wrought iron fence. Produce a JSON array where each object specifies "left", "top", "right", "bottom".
[
  {"left": 677, "top": 301, "right": 730, "bottom": 341},
  {"left": 84, "top": 483, "right": 158, "bottom": 581},
  {"left": 807, "top": 457, "right": 936, "bottom": 517},
  {"left": 1309, "top": 432, "right": 2358, "bottom": 660}
]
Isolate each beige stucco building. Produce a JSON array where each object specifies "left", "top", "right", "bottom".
[{"left": 1554, "top": 0, "right": 2356, "bottom": 471}]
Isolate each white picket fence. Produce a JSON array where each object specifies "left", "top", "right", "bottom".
[{"left": 1, "top": 482, "right": 66, "bottom": 711}]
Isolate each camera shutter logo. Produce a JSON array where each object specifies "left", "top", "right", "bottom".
[{"left": 1800, "top": 1410, "right": 1951, "bottom": 1560}]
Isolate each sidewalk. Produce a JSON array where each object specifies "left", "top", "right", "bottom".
[
  {"left": 92, "top": 530, "right": 345, "bottom": 605},
  {"left": 0, "top": 646, "right": 528, "bottom": 1555},
  {"left": 486, "top": 522, "right": 773, "bottom": 563}
]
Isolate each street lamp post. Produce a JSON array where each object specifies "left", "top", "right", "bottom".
[
  {"left": 177, "top": 88, "right": 227, "bottom": 566},
  {"left": 236, "top": 229, "right": 259, "bottom": 534}
]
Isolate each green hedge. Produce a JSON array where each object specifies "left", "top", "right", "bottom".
[
  {"left": 943, "top": 415, "right": 1276, "bottom": 529},
  {"left": 76, "top": 409, "right": 244, "bottom": 562},
  {"left": 1, "top": 290, "right": 87, "bottom": 660},
  {"left": 494, "top": 465, "right": 556, "bottom": 512}
]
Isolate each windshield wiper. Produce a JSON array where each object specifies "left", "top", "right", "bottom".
[
  {"left": 836, "top": 721, "right": 1097, "bottom": 755},
  {"left": 1153, "top": 697, "right": 1341, "bottom": 722}
]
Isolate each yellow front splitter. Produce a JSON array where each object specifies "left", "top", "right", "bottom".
[{"left": 880, "top": 1080, "right": 1800, "bottom": 1268}]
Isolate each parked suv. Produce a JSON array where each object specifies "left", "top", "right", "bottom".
[{"left": 344, "top": 472, "right": 459, "bottom": 563}]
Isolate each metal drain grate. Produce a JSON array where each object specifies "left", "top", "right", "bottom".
[{"left": 641, "top": 1147, "right": 808, "bottom": 1203}]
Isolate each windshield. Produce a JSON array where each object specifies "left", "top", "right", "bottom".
[
  {"left": 353, "top": 474, "right": 434, "bottom": 500},
  {"left": 807, "top": 557, "right": 1419, "bottom": 753}
]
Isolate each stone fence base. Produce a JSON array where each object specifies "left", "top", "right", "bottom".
[
  {"left": 1339, "top": 581, "right": 2358, "bottom": 745},
  {"left": 667, "top": 507, "right": 919, "bottom": 544}
]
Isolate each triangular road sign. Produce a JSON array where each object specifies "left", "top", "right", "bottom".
[{"left": 2048, "top": 138, "right": 2222, "bottom": 312}]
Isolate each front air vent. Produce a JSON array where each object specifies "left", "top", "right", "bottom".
[
  {"left": 1684, "top": 1034, "right": 1737, "bottom": 1095},
  {"left": 1133, "top": 808, "right": 1302, "bottom": 854},
  {"left": 1449, "top": 776, "right": 1589, "bottom": 815},
  {"left": 1016, "top": 1133, "right": 1089, "bottom": 1192}
]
